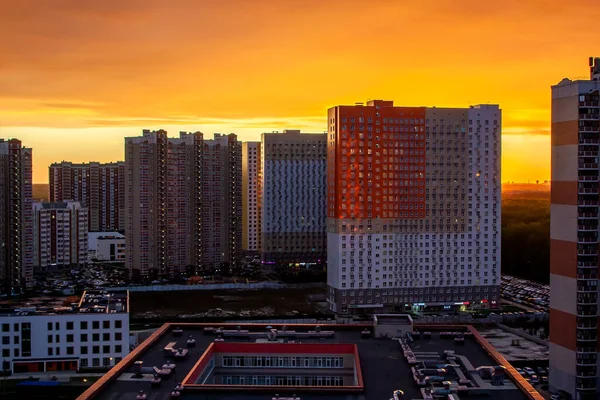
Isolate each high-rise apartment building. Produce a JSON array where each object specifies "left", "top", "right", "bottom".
[
  {"left": 260, "top": 130, "right": 327, "bottom": 268},
  {"left": 125, "top": 130, "right": 203, "bottom": 280},
  {"left": 549, "top": 58, "right": 600, "bottom": 400},
  {"left": 125, "top": 130, "right": 240, "bottom": 279},
  {"left": 0, "top": 139, "right": 33, "bottom": 295},
  {"left": 203, "top": 134, "right": 242, "bottom": 273},
  {"left": 32, "top": 201, "right": 88, "bottom": 269},
  {"left": 326, "top": 100, "right": 501, "bottom": 315},
  {"left": 49, "top": 161, "right": 126, "bottom": 232},
  {"left": 242, "top": 141, "right": 261, "bottom": 256}
]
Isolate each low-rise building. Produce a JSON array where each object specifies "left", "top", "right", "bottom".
[
  {"left": 88, "top": 232, "right": 125, "bottom": 263},
  {"left": 0, "top": 290, "right": 129, "bottom": 374}
]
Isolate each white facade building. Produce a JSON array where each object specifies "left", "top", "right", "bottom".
[
  {"left": 0, "top": 290, "right": 129, "bottom": 373},
  {"left": 326, "top": 101, "right": 501, "bottom": 314},
  {"left": 33, "top": 201, "right": 88, "bottom": 270},
  {"left": 88, "top": 232, "right": 126, "bottom": 262}
]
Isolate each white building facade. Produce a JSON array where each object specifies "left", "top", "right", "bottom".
[
  {"left": 326, "top": 101, "right": 501, "bottom": 314},
  {"left": 88, "top": 232, "right": 126, "bottom": 262},
  {"left": 0, "top": 291, "right": 129, "bottom": 373}
]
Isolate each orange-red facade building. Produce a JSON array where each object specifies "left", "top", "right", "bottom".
[{"left": 326, "top": 100, "right": 501, "bottom": 315}]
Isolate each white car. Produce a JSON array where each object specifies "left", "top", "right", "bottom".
[{"left": 524, "top": 367, "right": 535, "bottom": 376}]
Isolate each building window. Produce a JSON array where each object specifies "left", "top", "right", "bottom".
[
  {"left": 103, "top": 333, "right": 110, "bottom": 341},
  {"left": 115, "top": 332, "right": 122, "bottom": 341},
  {"left": 67, "top": 322, "right": 74, "bottom": 330},
  {"left": 48, "top": 347, "right": 53, "bottom": 356},
  {"left": 81, "top": 346, "right": 88, "bottom": 355},
  {"left": 93, "top": 346, "right": 100, "bottom": 354},
  {"left": 56, "top": 347, "right": 60, "bottom": 356},
  {"left": 1, "top": 336, "right": 9, "bottom": 345},
  {"left": 67, "top": 334, "right": 74, "bottom": 343},
  {"left": 103, "top": 345, "right": 110, "bottom": 353},
  {"left": 55, "top": 322, "right": 59, "bottom": 330},
  {"left": 81, "top": 334, "right": 88, "bottom": 342},
  {"left": 115, "top": 345, "right": 122, "bottom": 353},
  {"left": 92, "top": 333, "right": 99, "bottom": 342},
  {"left": 103, "top": 357, "right": 111, "bottom": 366},
  {"left": 92, "top": 358, "right": 100, "bottom": 367},
  {"left": 67, "top": 347, "right": 74, "bottom": 355},
  {"left": 47, "top": 322, "right": 53, "bottom": 331},
  {"left": 80, "top": 359, "right": 88, "bottom": 367},
  {"left": 103, "top": 321, "right": 110, "bottom": 329},
  {"left": 92, "top": 321, "right": 99, "bottom": 330},
  {"left": 13, "top": 349, "right": 19, "bottom": 357},
  {"left": 115, "top": 320, "right": 122, "bottom": 329},
  {"left": 80, "top": 321, "right": 88, "bottom": 330},
  {"left": 1, "top": 324, "right": 8, "bottom": 332},
  {"left": 48, "top": 334, "right": 53, "bottom": 343},
  {"left": 2, "top": 349, "right": 8, "bottom": 358}
]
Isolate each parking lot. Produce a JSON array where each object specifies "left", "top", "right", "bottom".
[{"left": 501, "top": 275, "right": 549, "bottom": 313}]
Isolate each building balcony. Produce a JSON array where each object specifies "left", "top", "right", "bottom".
[
  {"left": 578, "top": 213, "right": 599, "bottom": 219},
  {"left": 577, "top": 335, "right": 598, "bottom": 343},
  {"left": 576, "top": 358, "right": 597, "bottom": 366},
  {"left": 578, "top": 262, "right": 598, "bottom": 269},
  {"left": 577, "top": 309, "right": 598, "bottom": 317},
  {"left": 576, "top": 371, "right": 597, "bottom": 379},
  {"left": 577, "top": 274, "right": 598, "bottom": 280},
  {"left": 579, "top": 200, "right": 599, "bottom": 206},
  {"left": 577, "top": 249, "right": 598, "bottom": 257},
  {"left": 580, "top": 114, "right": 600, "bottom": 120},
  {"left": 579, "top": 188, "right": 599, "bottom": 195},
  {"left": 577, "top": 323, "right": 598, "bottom": 329},
  {"left": 579, "top": 163, "right": 599, "bottom": 170},
  {"left": 577, "top": 237, "right": 598, "bottom": 244},
  {"left": 576, "top": 296, "right": 598, "bottom": 305},
  {"left": 577, "top": 285, "right": 598, "bottom": 293}
]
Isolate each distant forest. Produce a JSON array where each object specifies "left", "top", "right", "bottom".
[{"left": 501, "top": 186, "right": 550, "bottom": 284}]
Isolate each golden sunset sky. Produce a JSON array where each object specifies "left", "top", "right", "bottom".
[{"left": 1, "top": 0, "right": 598, "bottom": 183}]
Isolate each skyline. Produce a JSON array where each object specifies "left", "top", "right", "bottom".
[{"left": 2, "top": 0, "right": 599, "bottom": 183}]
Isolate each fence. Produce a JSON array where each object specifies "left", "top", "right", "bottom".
[{"left": 108, "top": 282, "right": 324, "bottom": 292}]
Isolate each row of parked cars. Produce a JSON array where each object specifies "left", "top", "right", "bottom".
[
  {"left": 501, "top": 275, "right": 549, "bottom": 312},
  {"left": 515, "top": 366, "right": 548, "bottom": 386}
]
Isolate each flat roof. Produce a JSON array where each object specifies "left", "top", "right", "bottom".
[
  {"left": 478, "top": 327, "right": 549, "bottom": 362},
  {"left": 77, "top": 323, "right": 542, "bottom": 400},
  {"left": 0, "top": 290, "right": 128, "bottom": 317},
  {"left": 78, "top": 290, "right": 128, "bottom": 314}
]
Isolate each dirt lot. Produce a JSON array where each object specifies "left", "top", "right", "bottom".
[{"left": 130, "top": 287, "right": 327, "bottom": 319}]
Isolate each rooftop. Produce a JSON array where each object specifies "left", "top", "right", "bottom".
[
  {"left": 0, "top": 290, "right": 129, "bottom": 317},
  {"left": 78, "top": 323, "right": 542, "bottom": 400},
  {"left": 78, "top": 290, "right": 129, "bottom": 314},
  {"left": 478, "top": 327, "right": 549, "bottom": 362},
  {"left": 88, "top": 232, "right": 125, "bottom": 251}
]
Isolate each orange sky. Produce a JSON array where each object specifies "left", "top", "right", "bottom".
[{"left": 1, "top": 0, "right": 598, "bottom": 183}]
